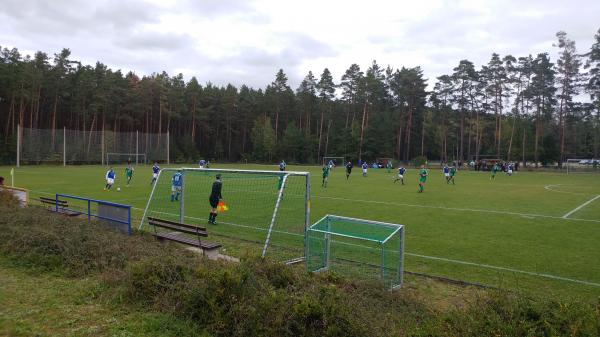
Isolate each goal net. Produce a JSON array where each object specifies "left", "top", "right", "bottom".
[
  {"left": 139, "top": 168, "right": 310, "bottom": 262},
  {"left": 376, "top": 158, "right": 394, "bottom": 167},
  {"left": 565, "top": 159, "right": 600, "bottom": 174},
  {"left": 106, "top": 153, "right": 147, "bottom": 165},
  {"left": 322, "top": 156, "right": 345, "bottom": 168},
  {"left": 306, "top": 215, "right": 404, "bottom": 289}
]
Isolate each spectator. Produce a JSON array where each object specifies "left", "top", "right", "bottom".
[{"left": 0, "top": 176, "right": 4, "bottom": 185}]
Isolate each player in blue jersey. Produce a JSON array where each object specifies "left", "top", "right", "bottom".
[
  {"left": 507, "top": 163, "right": 514, "bottom": 176},
  {"left": 104, "top": 167, "right": 116, "bottom": 190},
  {"left": 150, "top": 162, "right": 160, "bottom": 185},
  {"left": 328, "top": 159, "right": 334, "bottom": 171},
  {"left": 394, "top": 166, "right": 406, "bottom": 185},
  {"left": 171, "top": 170, "right": 183, "bottom": 202},
  {"left": 362, "top": 162, "right": 368, "bottom": 177},
  {"left": 279, "top": 160, "right": 286, "bottom": 171},
  {"left": 443, "top": 164, "right": 450, "bottom": 184},
  {"left": 199, "top": 159, "right": 206, "bottom": 168}
]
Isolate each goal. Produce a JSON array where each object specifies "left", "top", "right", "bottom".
[
  {"left": 306, "top": 215, "right": 405, "bottom": 289},
  {"left": 565, "top": 159, "right": 600, "bottom": 174},
  {"left": 139, "top": 168, "right": 310, "bottom": 261},
  {"left": 322, "top": 156, "right": 345, "bottom": 168},
  {"left": 106, "top": 153, "right": 147, "bottom": 165},
  {"left": 376, "top": 158, "right": 394, "bottom": 167}
]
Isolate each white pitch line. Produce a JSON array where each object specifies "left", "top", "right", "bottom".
[
  {"left": 562, "top": 194, "right": 600, "bottom": 219},
  {"left": 135, "top": 208, "right": 600, "bottom": 288},
  {"left": 314, "top": 195, "right": 600, "bottom": 223},
  {"left": 544, "top": 184, "right": 592, "bottom": 196}
]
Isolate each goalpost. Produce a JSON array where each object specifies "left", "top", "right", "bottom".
[
  {"left": 106, "top": 153, "right": 147, "bottom": 166},
  {"left": 565, "top": 159, "right": 600, "bottom": 174},
  {"left": 139, "top": 168, "right": 310, "bottom": 262},
  {"left": 306, "top": 215, "right": 405, "bottom": 289},
  {"left": 376, "top": 158, "right": 394, "bottom": 167},
  {"left": 322, "top": 156, "right": 345, "bottom": 169}
]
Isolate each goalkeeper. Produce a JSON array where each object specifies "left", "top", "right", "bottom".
[{"left": 208, "top": 174, "right": 223, "bottom": 225}]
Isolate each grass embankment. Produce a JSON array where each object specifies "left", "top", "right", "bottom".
[{"left": 1, "top": 192, "right": 599, "bottom": 337}]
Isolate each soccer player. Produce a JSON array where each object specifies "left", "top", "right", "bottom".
[
  {"left": 418, "top": 165, "right": 428, "bottom": 193},
  {"left": 386, "top": 160, "right": 393, "bottom": 173},
  {"left": 199, "top": 159, "right": 206, "bottom": 168},
  {"left": 491, "top": 163, "right": 499, "bottom": 180},
  {"left": 208, "top": 174, "right": 223, "bottom": 225},
  {"left": 328, "top": 159, "right": 334, "bottom": 171},
  {"left": 150, "top": 162, "right": 160, "bottom": 185},
  {"left": 443, "top": 164, "right": 450, "bottom": 183},
  {"left": 105, "top": 167, "right": 116, "bottom": 191},
  {"left": 345, "top": 161, "right": 353, "bottom": 180},
  {"left": 449, "top": 165, "right": 456, "bottom": 185},
  {"left": 125, "top": 164, "right": 134, "bottom": 186},
  {"left": 394, "top": 166, "right": 406, "bottom": 185},
  {"left": 362, "top": 162, "right": 368, "bottom": 177},
  {"left": 171, "top": 170, "right": 183, "bottom": 202},
  {"left": 322, "top": 165, "right": 330, "bottom": 188},
  {"left": 507, "top": 163, "right": 513, "bottom": 176},
  {"left": 279, "top": 160, "right": 286, "bottom": 172}
]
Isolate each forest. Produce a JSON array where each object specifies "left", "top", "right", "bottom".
[{"left": 1, "top": 29, "right": 599, "bottom": 165}]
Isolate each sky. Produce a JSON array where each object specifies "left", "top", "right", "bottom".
[{"left": 1, "top": 0, "right": 599, "bottom": 90}]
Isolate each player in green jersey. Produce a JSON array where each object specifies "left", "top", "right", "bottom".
[
  {"left": 448, "top": 165, "right": 456, "bottom": 185},
  {"left": 322, "top": 165, "right": 330, "bottom": 188},
  {"left": 418, "top": 165, "right": 428, "bottom": 193},
  {"left": 491, "top": 163, "right": 499, "bottom": 180},
  {"left": 125, "top": 164, "right": 134, "bottom": 186}
]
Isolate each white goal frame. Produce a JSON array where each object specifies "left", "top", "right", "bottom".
[
  {"left": 139, "top": 168, "right": 311, "bottom": 259},
  {"left": 565, "top": 158, "right": 600, "bottom": 174},
  {"left": 106, "top": 152, "right": 147, "bottom": 166},
  {"left": 322, "top": 156, "right": 345, "bottom": 167}
]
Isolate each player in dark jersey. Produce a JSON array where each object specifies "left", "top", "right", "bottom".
[
  {"left": 345, "top": 161, "right": 353, "bottom": 180},
  {"left": 208, "top": 174, "right": 223, "bottom": 225}
]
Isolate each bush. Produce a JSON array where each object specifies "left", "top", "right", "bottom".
[{"left": 1, "top": 198, "right": 599, "bottom": 337}]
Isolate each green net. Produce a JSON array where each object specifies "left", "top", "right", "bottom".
[
  {"left": 141, "top": 168, "right": 309, "bottom": 261},
  {"left": 307, "top": 215, "right": 404, "bottom": 289}
]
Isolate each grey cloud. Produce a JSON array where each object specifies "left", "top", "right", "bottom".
[{"left": 114, "top": 31, "right": 194, "bottom": 51}]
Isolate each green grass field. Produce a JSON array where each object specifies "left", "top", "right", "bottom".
[{"left": 2, "top": 163, "right": 600, "bottom": 301}]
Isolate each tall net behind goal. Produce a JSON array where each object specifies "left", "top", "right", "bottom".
[{"left": 140, "top": 168, "right": 310, "bottom": 262}]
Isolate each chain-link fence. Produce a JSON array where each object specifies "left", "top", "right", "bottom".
[{"left": 17, "top": 125, "right": 169, "bottom": 166}]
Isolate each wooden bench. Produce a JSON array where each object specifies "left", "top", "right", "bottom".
[
  {"left": 37, "top": 196, "right": 81, "bottom": 217},
  {"left": 148, "top": 217, "right": 221, "bottom": 257}
]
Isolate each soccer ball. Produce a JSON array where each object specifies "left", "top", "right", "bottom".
[{"left": 117, "top": 187, "right": 121, "bottom": 192}]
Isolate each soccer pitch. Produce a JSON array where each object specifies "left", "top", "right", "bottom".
[{"left": 2, "top": 164, "right": 600, "bottom": 300}]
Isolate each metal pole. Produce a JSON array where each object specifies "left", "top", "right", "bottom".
[
  {"left": 304, "top": 172, "right": 311, "bottom": 267},
  {"left": 101, "top": 127, "right": 105, "bottom": 166},
  {"left": 166, "top": 130, "right": 170, "bottom": 165},
  {"left": 381, "top": 243, "right": 385, "bottom": 285},
  {"left": 16, "top": 124, "right": 20, "bottom": 167},
  {"left": 180, "top": 169, "right": 185, "bottom": 223},
  {"left": 262, "top": 174, "right": 289, "bottom": 257},
  {"left": 399, "top": 227, "right": 405, "bottom": 286},
  {"left": 136, "top": 130, "right": 139, "bottom": 165},
  {"left": 63, "top": 126, "right": 66, "bottom": 166},
  {"left": 138, "top": 168, "right": 164, "bottom": 230}
]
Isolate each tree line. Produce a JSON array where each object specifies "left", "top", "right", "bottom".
[{"left": 1, "top": 29, "right": 599, "bottom": 165}]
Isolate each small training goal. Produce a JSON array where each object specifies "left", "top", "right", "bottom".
[
  {"left": 565, "top": 159, "right": 600, "bottom": 174},
  {"left": 306, "top": 214, "right": 405, "bottom": 289},
  {"left": 106, "top": 152, "right": 147, "bottom": 165}
]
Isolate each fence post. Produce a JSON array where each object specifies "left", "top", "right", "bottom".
[
  {"left": 167, "top": 130, "right": 170, "bottom": 165},
  {"left": 101, "top": 127, "right": 105, "bottom": 166},
  {"left": 63, "top": 126, "right": 66, "bottom": 166},
  {"left": 16, "top": 124, "right": 21, "bottom": 167},
  {"left": 136, "top": 130, "right": 139, "bottom": 165}
]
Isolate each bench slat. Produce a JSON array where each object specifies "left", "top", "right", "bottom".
[
  {"left": 148, "top": 217, "right": 206, "bottom": 232},
  {"left": 149, "top": 220, "right": 208, "bottom": 237},
  {"left": 153, "top": 232, "right": 221, "bottom": 250}
]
